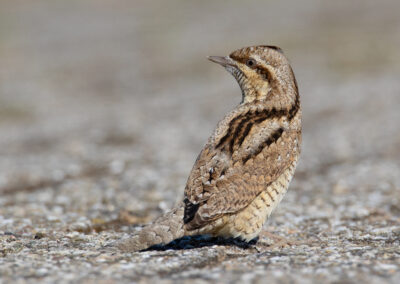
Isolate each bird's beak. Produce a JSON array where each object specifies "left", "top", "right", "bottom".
[{"left": 207, "top": 56, "right": 236, "bottom": 67}]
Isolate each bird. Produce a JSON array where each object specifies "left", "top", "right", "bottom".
[{"left": 119, "top": 45, "right": 301, "bottom": 251}]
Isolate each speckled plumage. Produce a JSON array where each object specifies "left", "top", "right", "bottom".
[{"left": 119, "top": 45, "right": 301, "bottom": 251}]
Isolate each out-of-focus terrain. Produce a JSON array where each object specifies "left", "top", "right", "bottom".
[{"left": 0, "top": 0, "right": 399, "bottom": 283}]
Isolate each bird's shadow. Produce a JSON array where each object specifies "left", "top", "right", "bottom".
[{"left": 144, "top": 235, "right": 259, "bottom": 251}]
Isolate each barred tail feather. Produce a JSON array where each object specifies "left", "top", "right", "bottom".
[{"left": 118, "top": 203, "right": 186, "bottom": 252}]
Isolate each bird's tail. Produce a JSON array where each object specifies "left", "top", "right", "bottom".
[{"left": 118, "top": 202, "right": 186, "bottom": 252}]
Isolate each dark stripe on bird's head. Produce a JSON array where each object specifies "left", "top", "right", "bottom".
[{"left": 260, "top": 45, "right": 284, "bottom": 54}]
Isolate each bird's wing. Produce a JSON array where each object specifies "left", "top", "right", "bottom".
[{"left": 184, "top": 122, "right": 299, "bottom": 230}]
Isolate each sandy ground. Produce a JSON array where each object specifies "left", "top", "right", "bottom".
[{"left": 0, "top": 0, "right": 399, "bottom": 283}]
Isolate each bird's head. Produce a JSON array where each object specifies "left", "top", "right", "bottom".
[{"left": 208, "top": 45, "right": 298, "bottom": 107}]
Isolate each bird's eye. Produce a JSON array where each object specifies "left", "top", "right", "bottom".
[{"left": 246, "top": 59, "right": 256, "bottom": 68}]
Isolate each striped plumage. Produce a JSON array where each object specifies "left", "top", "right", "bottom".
[{"left": 119, "top": 45, "right": 301, "bottom": 251}]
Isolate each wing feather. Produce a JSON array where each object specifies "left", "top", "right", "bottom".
[{"left": 184, "top": 116, "right": 298, "bottom": 230}]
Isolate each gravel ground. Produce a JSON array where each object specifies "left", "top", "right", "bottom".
[{"left": 0, "top": 0, "right": 399, "bottom": 283}]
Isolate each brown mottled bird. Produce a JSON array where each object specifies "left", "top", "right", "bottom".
[{"left": 119, "top": 45, "right": 301, "bottom": 251}]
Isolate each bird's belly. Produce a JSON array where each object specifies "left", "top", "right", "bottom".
[{"left": 211, "top": 159, "right": 298, "bottom": 241}]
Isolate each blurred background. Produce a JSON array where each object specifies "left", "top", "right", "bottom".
[{"left": 0, "top": 0, "right": 399, "bottom": 281}]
